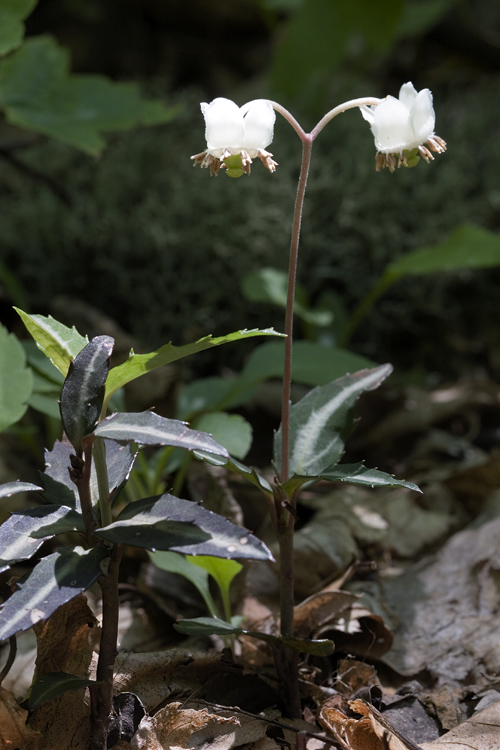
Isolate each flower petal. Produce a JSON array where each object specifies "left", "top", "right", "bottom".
[
  {"left": 398, "top": 82, "right": 418, "bottom": 111},
  {"left": 202, "top": 98, "right": 245, "bottom": 154},
  {"left": 240, "top": 99, "right": 275, "bottom": 156},
  {"left": 371, "top": 95, "right": 415, "bottom": 153},
  {"left": 410, "top": 88, "right": 435, "bottom": 144},
  {"left": 360, "top": 104, "right": 376, "bottom": 125}
]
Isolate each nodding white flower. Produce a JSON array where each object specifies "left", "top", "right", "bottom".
[
  {"left": 361, "top": 82, "right": 446, "bottom": 172},
  {"left": 191, "top": 97, "right": 277, "bottom": 177}
]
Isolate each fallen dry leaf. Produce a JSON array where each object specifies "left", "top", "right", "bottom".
[
  {"left": 0, "top": 686, "right": 39, "bottom": 749},
  {"left": 117, "top": 700, "right": 269, "bottom": 750},
  {"left": 421, "top": 700, "right": 500, "bottom": 750}
]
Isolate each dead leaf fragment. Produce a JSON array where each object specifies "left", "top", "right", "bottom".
[
  {"left": 421, "top": 699, "right": 500, "bottom": 750},
  {"left": 124, "top": 701, "right": 269, "bottom": 750},
  {"left": 0, "top": 686, "right": 39, "bottom": 749}
]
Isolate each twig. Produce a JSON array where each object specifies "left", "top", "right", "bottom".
[{"left": 0, "top": 636, "right": 17, "bottom": 684}]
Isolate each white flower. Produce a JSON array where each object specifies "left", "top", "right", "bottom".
[
  {"left": 191, "top": 98, "right": 278, "bottom": 177},
  {"left": 361, "top": 82, "right": 446, "bottom": 172}
]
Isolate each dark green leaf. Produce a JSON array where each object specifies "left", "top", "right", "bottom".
[
  {"left": 95, "top": 493, "right": 273, "bottom": 561},
  {"left": 29, "top": 672, "right": 99, "bottom": 711},
  {"left": 192, "top": 451, "right": 273, "bottom": 497},
  {"left": 15, "top": 308, "right": 88, "bottom": 377},
  {"left": 94, "top": 411, "right": 229, "bottom": 458},
  {"left": 318, "top": 462, "right": 421, "bottom": 492},
  {"left": 0, "top": 505, "right": 85, "bottom": 574},
  {"left": 0, "top": 546, "right": 109, "bottom": 641},
  {"left": 174, "top": 617, "right": 334, "bottom": 656},
  {"left": 0, "top": 481, "right": 42, "bottom": 499},
  {"left": 282, "top": 462, "right": 421, "bottom": 495},
  {"left": 0, "top": 322, "right": 33, "bottom": 432},
  {"left": 0, "top": 0, "right": 37, "bottom": 56},
  {"left": 240, "top": 341, "right": 374, "bottom": 388},
  {"left": 274, "top": 365, "right": 393, "bottom": 477},
  {"left": 60, "top": 335, "right": 114, "bottom": 455},
  {"left": 0, "top": 36, "right": 179, "bottom": 154},
  {"left": 40, "top": 438, "right": 137, "bottom": 510},
  {"left": 103, "top": 328, "right": 284, "bottom": 410}
]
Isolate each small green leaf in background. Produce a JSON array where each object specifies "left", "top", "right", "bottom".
[
  {"left": 15, "top": 308, "right": 88, "bottom": 377},
  {"left": 241, "top": 340, "right": 375, "bottom": 388},
  {"left": 194, "top": 412, "right": 252, "bottom": 460},
  {"left": 187, "top": 555, "right": 242, "bottom": 622},
  {"left": 0, "top": 0, "right": 37, "bottom": 56},
  {"left": 242, "top": 267, "right": 332, "bottom": 327},
  {"left": 0, "top": 36, "right": 179, "bottom": 154},
  {"left": 386, "top": 224, "right": 500, "bottom": 278},
  {"left": 148, "top": 550, "right": 219, "bottom": 617},
  {"left": 0, "top": 322, "right": 33, "bottom": 432},
  {"left": 271, "top": 0, "right": 403, "bottom": 102},
  {"left": 29, "top": 672, "right": 100, "bottom": 711}
]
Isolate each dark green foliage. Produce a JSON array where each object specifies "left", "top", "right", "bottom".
[
  {"left": 95, "top": 492, "right": 273, "bottom": 561},
  {"left": 1, "top": 81, "right": 500, "bottom": 377},
  {"left": 59, "top": 335, "right": 114, "bottom": 455},
  {"left": 0, "top": 546, "right": 109, "bottom": 641}
]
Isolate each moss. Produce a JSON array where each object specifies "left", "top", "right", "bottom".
[{"left": 1, "top": 80, "right": 500, "bottom": 378}]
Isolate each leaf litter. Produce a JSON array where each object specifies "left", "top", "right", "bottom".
[{"left": 5, "top": 375, "right": 500, "bottom": 748}]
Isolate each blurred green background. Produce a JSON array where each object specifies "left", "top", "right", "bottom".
[{"left": 2, "top": 0, "right": 500, "bottom": 381}]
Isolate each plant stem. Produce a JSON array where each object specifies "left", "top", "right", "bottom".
[
  {"left": 269, "top": 95, "right": 383, "bottom": 718},
  {"left": 89, "top": 543, "right": 122, "bottom": 750},
  {"left": 74, "top": 441, "right": 98, "bottom": 545},
  {"left": 93, "top": 437, "right": 112, "bottom": 528}
]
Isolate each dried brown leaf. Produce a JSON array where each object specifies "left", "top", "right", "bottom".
[{"left": 0, "top": 686, "right": 39, "bottom": 749}]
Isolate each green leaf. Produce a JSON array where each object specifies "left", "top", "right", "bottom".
[
  {"left": 95, "top": 492, "right": 273, "bottom": 561},
  {"left": 148, "top": 550, "right": 218, "bottom": 617},
  {"left": 187, "top": 555, "right": 242, "bottom": 621},
  {"left": 0, "top": 323, "right": 33, "bottom": 432},
  {"left": 94, "top": 411, "right": 229, "bottom": 458},
  {"left": 283, "top": 462, "right": 421, "bottom": 495},
  {"left": 240, "top": 341, "right": 375, "bottom": 388},
  {"left": 174, "top": 616, "right": 334, "bottom": 656},
  {"left": 0, "top": 36, "right": 179, "bottom": 154},
  {"left": 194, "top": 413, "right": 252, "bottom": 460},
  {"left": 0, "top": 0, "right": 37, "bottom": 56},
  {"left": 192, "top": 451, "right": 273, "bottom": 498},
  {"left": 0, "top": 481, "right": 42, "bottom": 499},
  {"left": 0, "top": 546, "right": 109, "bottom": 641},
  {"left": 397, "top": 0, "right": 455, "bottom": 37},
  {"left": 274, "top": 364, "right": 393, "bottom": 477},
  {"left": 29, "top": 672, "right": 100, "bottom": 711},
  {"left": 15, "top": 308, "right": 88, "bottom": 377},
  {"left": 0, "top": 505, "right": 85, "bottom": 574},
  {"left": 177, "top": 377, "right": 256, "bottom": 420},
  {"left": 28, "top": 392, "right": 61, "bottom": 420},
  {"left": 59, "top": 336, "right": 114, "bottom": 455},
  {"left": 103, "top": 328, "right": 284, "bottom": 411},
  {"left": 271, "top": 0, "right": 403, "bottom": 100},
  {"left": 386, "top": 224, "right": 500, "bottom": 279},
  {"left": 242, "top": 267, "right": 332, "bottom": 327},
  {"left": 40, "top": 438, "right": 137, "bottom": 510}
]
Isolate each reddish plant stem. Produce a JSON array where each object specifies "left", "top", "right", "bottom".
[
  {"left": 279, "top": 136, "right": 313, "bottom": 485},
  {"left": 89, "top": 543, "right": 122, "bottom": 750}
]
